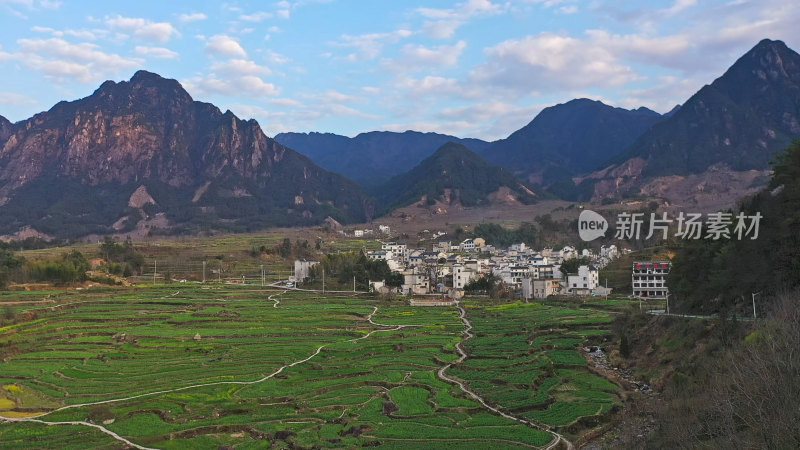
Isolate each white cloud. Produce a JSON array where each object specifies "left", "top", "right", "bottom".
[
  {"left": 333, "top": 29, "right": 412, "bottom": 61},
  {"left": 558, "top": 5, "right": 578, "bottom": 14},
  {"left": 315, "top": 90, "right": 359, "bottom": 103},
  {"left": 134, "top": 46, "right": 179, "bottom": 59},
  {"left": 227, "top": 103, "right": 286, "bottom": 121},
  {"left": 1, "top": 0, "right": 60, "bottom": 9},
  {"left": 183, "top": 73, "right": 279, "bottom": 98},
  {"left": 396, "top": 40, "right": 467, "bottom": 69},
  {"left": 264, "top": 49, "right": 289, "bottom": 64},
  {"left": 205, "top": 34, "right": 247, "bottom": 58},
  {"left": 268, "top": 97, "right": 302, "bottom": 107},
  {"left": 178, "top": 12, "right": 207, "bottom": 23},
  {"left": 16, "top": 37, "right": 141, "bottom": 82},
  {"left": 395, "top": 75, "right": 466, "bottom": 99},
  {"left": 417, "top": 0, "right": 506, "bottom": 38},
  {"left": 30, "top": 25, "right": 102, "bottom": 40},
  {"left": 661, "top": 0, "right": 697, "bottom": 17},
  {"left": 0, "top": 91, "right": 37, "bottom": 106},
  {"left": 105, "top": 15, "right": 179, "bottom": 43},
  {"left": 210, "top": 59, "right": 271, "bottom": 76},
  {"left": 471, "top": 32, "right": 643, "bottom": 94},
  {"left": 240, "top": 11, "right": 273, "bottom": 21}
]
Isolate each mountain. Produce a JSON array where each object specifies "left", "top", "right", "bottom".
[
  {"left": 481, "top": 98, "right": 666, "bottom": 188},
  {"left": 0, "top": 71, "right": 372, "bottom": 238},
  {"left": 586, "top": 39, "right": 800, "bottom": 203},
  {"left": 0, "top": 115, "right": 12, "bottom": 146},
  {"left": 274, "top": 130, "right": 491, "bottom": 188},
  {"left": 375, "top": 142, "right": 536, "bottom": 214}
]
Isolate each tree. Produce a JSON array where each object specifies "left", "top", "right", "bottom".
[
  {"left": 386, "top": 272, "right": 404, "bottom": 288},
  {"left": 560, "top": 257, "right": 590, "bottom": 275},
  {"left": 0, "top": 249, "right": 24, "bottom": 289},
  {"left": 620, "top": 333, "right": 630, "bottom": 359}
]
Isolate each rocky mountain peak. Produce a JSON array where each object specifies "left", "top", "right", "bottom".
[
  {"left": 0, "top": 71, "right": 372, "bottom": 237},
  {"left": 0, "top": 115, "right": 12, "bottom": 144}
]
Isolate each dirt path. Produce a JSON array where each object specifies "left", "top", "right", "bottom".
[
  {"left": 0, "top": 417, "right": 156, "bottom": 450},
  {"left": 0, "top": 298, "right": 417, "bottom": 449},
  {"left": 268, "top": 290, "right": 286, "bottom": 308},
  {"left": 436, "top": 300, "right": 574, "bottom": 450},
  {"left": 348, "top": 306, "right": 423, "bottom": 342}
]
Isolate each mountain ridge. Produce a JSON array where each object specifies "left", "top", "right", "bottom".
[
  {"left": 375, "top": 141, "right": 536, "bottom": 214},
  {"left": 275, "top": 130, "right": 491, "bottom": 188},
  {"left": 481, "top": 98, "right": 666, "bottom": 188},
  {"left": 0, "top": 70, "right": 372, "bottom": 237},
  {"left": 596, "top": 39, "right": 800, "bottom": 188}
]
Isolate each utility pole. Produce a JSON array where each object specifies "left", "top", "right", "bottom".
[
  {"left": 752, "top": 292, "right": 760, "bottom": 319},
  {"left": 322, "top": 269, "right": 325, "bottom": 293},
  {"left": 153, "top": 260, "right": 157, "bottom": 284},
  {"left": 666, "top": 293, "right": 670, "bottom": 315},
  {"left": 353, "top": 275, "right": 356, "bottom": 292},
  {"left": 261, "top": 264, "right": 264, "bottom": 287},
  {"left": 202, "top": 261, "right": 206, "bottom": 283}
]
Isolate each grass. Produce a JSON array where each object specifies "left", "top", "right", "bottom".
[{"left": 0, "top": 286, "right": 620, "bottom": 448}]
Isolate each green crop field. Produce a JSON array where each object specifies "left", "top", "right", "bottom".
[{"left": 0, "top": 286, "right": 620, "bottom": 448}]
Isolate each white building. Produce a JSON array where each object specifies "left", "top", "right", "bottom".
[
  {"left": 367, "top": 250, "right": 387, "bottom": 260},
  {"left": 401, "top": 268, "right": 430, "bottom": 295},
  {"left": 632, "top": 261, "right": 670, "bottom": 298},
  {"left": 566, "top": 265, "right": 599, "bottom": 295},
  {"left": 378, "top": 225, "right": 391, "bottom": 234},
  {"left": 382, "top": 242, "right": 409, "bottom": 263},
  {"left": 293, "top": 259, "right": 319, "bottom": 282},
  {"left": 460, "top": 239, "right": 476, "bottom": 252},
  {"left": 453, "top": 264, "right": 476, "bottom": 289},
  {"left": 522, "top": 277, "right": 562, "bottom": 299}
]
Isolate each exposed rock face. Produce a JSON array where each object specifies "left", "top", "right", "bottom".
[
  {"left": 0, "top": 116, "right": 12, "bottom": 146},
  {"left": 586, "top": 39, "right": 800, "bottom": 204},
  {"left": 0, "top": 71, "right": 372, "bottom": 237}
]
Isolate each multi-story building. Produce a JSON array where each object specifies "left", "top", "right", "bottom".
[
  {"left": 632, "top": 261, "right": 670, "bottom": 298},
  {"left": 382, "top": 242, "right": 409, "bottom": 263},
  {"left": 566, "top": 265, "right": 599, "bottom": 295},
  {"left": 293, "top": 259, "right": 319, "bottom": 282},
  {"left": 522, "top": 277, "right": 562, "bottom": 299}
]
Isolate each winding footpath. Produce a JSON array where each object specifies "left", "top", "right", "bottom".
[
  {"left": 348, "top": 306, "right": 424, "bottom": 342},
  {"left": 268, "top": 290, "right": 286, "bottom": 308},
  {"left": 436, "top": 300, "right": 574, "bottom": 450},
  {"left": 0, "top": 293, "right": 416, "bottom": 449}
]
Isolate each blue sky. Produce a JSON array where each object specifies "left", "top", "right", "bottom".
[{"left": 0, "top": 0, "right": 798, "bottom": 141}]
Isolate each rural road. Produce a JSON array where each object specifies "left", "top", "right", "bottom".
[{"left": 436, "top": 300, "right": 574, "bottom": 450}]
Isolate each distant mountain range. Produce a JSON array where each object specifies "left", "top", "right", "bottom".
[
  {"left": 374, "top": 142, "right": 536, "bottom": 214},
  {"left": 1, "top": 38, "right": 797, "bottom": 238},
  {"left": 274, "top": 130, "right": 490, "bottom": 188},
  {"left": 480, "top": 98, "right": 668, "bottom": 188},
  {"left": 0, "top": 71, "right": 372, "bottom": 238}
]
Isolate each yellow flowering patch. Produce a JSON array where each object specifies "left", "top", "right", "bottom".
[
  {"left": 3, "top": 384, "right": 21, "bottom": 393},
  {"left": 0, "top": 410, "right": 44, "bottom": 418}
]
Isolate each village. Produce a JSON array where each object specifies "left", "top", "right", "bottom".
[{"left": 293, "top": 225, "right": 670, "bottom": 300}]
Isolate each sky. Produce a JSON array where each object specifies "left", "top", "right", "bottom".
[{"left": 0, "top": 0, "right": 798, "bottom": 141}]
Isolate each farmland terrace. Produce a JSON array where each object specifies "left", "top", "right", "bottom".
[{"left": 0, "top": 285, "right": 622, "bottom": 448}]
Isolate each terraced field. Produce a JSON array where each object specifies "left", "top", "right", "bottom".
[{"left": 0, "top": 286, "right": 620, "bottom": 448}]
